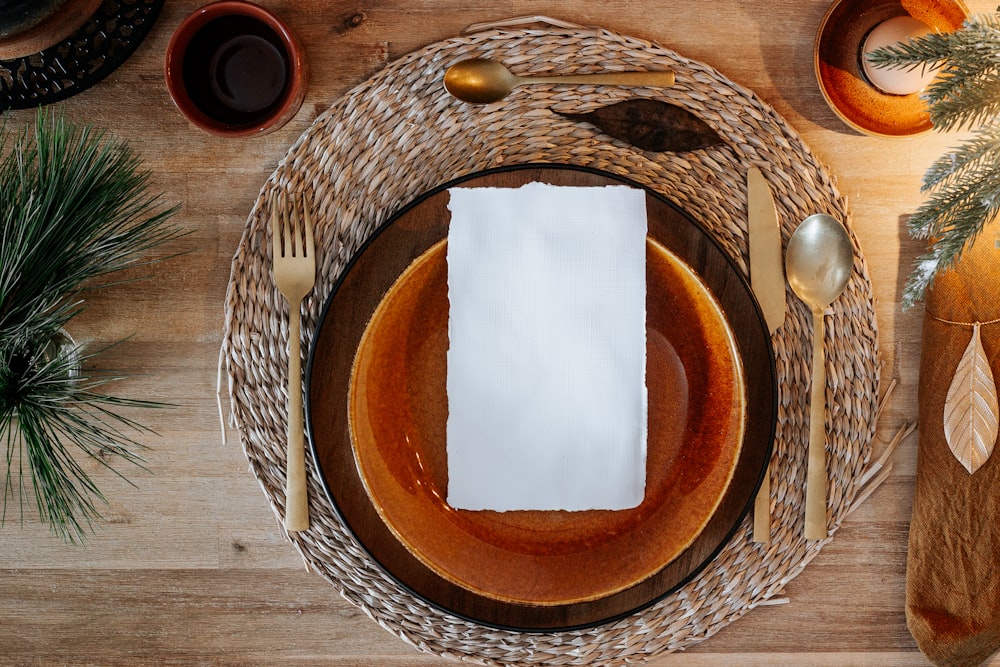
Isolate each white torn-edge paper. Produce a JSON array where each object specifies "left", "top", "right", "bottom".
[{"left": 445, "top": 182, "right": 648, "bottom": 511}]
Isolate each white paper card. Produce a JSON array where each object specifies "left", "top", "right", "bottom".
[{"left": 445, "top": 182, "right": 648, "bottom": 511}]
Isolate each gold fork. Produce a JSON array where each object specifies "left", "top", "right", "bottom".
[{"left": 271, "top": 197, "right": 316, "bottom": 532}]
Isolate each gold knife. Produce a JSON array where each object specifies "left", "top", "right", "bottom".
[{"left": 748, "top": 166, "right": 785, "bottom": 543}]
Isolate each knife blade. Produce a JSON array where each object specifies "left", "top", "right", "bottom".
[
  {"left": 748, "top": 166, "right": 785, "bottom": 543},
  {"left": 748, "top": 167, "right": 786, "bottom": 334}
]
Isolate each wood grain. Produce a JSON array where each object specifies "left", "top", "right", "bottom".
[{"left": 2, "top": 0, "right": 999, "bottom": 664}]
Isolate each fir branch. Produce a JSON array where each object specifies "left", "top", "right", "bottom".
[
  {"left": 864, "top": 28, "right": 955, "bottom": 70},
  {"left": 900, "top": 124, "right": 1000, "bottom": 308},
  {"left": 0, "top": 328, "right": 162, "bottom": 542},
  {"left": 0, "top": 110, "right": 180, "bottom": 542},
  {"left": 0, "top": 111, "right": 181, "bottom": 345},
  {"left": 921, "top": 127, "right": 1000, "bottom": 191},
  {"left": 868, "top": 15, "right": 1000, "bottom": 131},
  {"left": 866, "top": 11, "right": 1000, "bottom": 307},
  {"left": 927, "top": 70, "right": 1000, "bottom": 132},
  {"left": 909, "top": 131, "right": 1000, "bottom": 240}
]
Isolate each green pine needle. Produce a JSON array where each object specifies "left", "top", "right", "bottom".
[
  {"left": 0, "top": 110, "right": 182, "bottom": 542},
  {"left": 866, "top": 12, "right": 1000, "bottom": 307}
]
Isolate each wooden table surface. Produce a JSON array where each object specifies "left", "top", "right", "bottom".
[{"left": 4, "top": 1, "right": 999, "bottom": 665}]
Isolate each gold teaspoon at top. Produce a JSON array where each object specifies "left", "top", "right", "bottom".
[{"left": 444, "top": 58, "right": 676, "bottom": 104}]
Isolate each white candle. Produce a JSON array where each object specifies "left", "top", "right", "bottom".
[{"left": 862, "top": 16, "right": 938, "bottom": 95}]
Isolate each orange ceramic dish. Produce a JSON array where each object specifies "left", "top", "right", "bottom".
[
  {"left": 307, "top": 165, "right": 776, "bottom": 630},
  {"left": 814, "top": 0, "right": 968, "bottom": 138},
  {"left": 351, "top": 236, "right": 744, "bottom": 605}
]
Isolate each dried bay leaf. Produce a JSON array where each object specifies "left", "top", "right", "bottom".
[
  {"left": 943, "top": 323, "right": 998, "bottom": 474},
  {"left": 559, "top": 99, "right": 723, "bottom": 152}
]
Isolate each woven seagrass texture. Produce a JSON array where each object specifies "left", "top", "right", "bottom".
[{"left": 222, "top": 21, "right": 880, "bottom": 666}]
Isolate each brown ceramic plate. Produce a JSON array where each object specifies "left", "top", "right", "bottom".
[
  {"left": 307, "top": 164, "right": 776, "bottom": 631},
  {"left": 814, "top": 0, "right": 968, "bottom": 138}
]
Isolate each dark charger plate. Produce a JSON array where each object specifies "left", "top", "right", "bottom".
[{"left": 306, "top": 164, "right": 777, "bottom": 631}]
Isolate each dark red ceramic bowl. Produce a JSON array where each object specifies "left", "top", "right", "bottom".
[{"left": 165, "top": 0, "right": 307, "bottom": 137}]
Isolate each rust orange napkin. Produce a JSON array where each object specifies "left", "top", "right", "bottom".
[{"left": 909, "top": 228, "right": 1000, "bottom": 667}]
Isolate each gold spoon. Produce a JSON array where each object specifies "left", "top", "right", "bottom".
[
  {"left": 444, "top": 58, "right": 676, "bottom": 104},
  {"left": 784, "top": 213, "right": 854, "bottom": 541}
]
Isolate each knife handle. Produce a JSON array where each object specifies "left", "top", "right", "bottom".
[{"left": 804, "top": 307, "right": 828, "bottom": 541}]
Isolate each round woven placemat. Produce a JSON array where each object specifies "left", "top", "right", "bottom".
[{"left": 222, "top": 18, "right": 880, "bottom": 666}]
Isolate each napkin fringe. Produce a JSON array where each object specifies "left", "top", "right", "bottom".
[{"left": 847, "top": 377, "right": 912, "bottom": 517}]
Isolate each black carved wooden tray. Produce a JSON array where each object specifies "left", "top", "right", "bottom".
[{"left": 0, "top": 0, "right": 164, "bottom": 110}]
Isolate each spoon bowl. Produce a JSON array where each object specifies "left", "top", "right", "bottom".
[
  {"left": 444, "top": 58, "right": 519, "bottom": 104},
  {"left": 443, "top": 58, "right": 675, "bottom": 104},
  {"left": 784, "top": 213, "right": 854, "bottom": 541},
  {"left": 786, "top": 213, "right": 854, "bottom": 309}
]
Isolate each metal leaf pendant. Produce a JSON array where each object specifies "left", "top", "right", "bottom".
[
  {"left": 559, "top": 99, "right": 723, "bottom": 152},
  {"left": 943, "top": 323, "right": 998, "bottom": 473}
]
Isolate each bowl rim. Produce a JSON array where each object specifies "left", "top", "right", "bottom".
[{"left": 164, "top": 0, "right": 307, "bottom": 137}]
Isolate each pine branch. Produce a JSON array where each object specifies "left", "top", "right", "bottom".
[
  {"left": 921, "top": 129, "right": 1000, "bottom": 191},
  {"left": 911, "top": 137, "right": 1000, "bottom": 236},
  {"left": 0, "top": 110, "right": 180, "bottom": 542},
  {"left": 0, "top": 111, "right": 182, "bottom": 345},
  {"left": 900, "top": 124, "right": 1000, "bottom": 307},
  {"left": 866, "top": 11, "right": 1000, "bottom": 307},
  {"left": 927, "top": 71, "right": 1000, "bottom": 131},
  {"left": 867, "top": 14, "right": 1000, "bottom": 131}
]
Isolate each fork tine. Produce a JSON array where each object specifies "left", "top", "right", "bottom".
[
  {"left": 302, "top": 199, "right": 314, "bottom": 259},
  {"left": 293, "top": 208, "right": 305, "bottom": 259},
  {"left": 284, "top": 206, "right": 295, "bottom": 258},
  {"left": 271, "top": 205, "right": 281, "bottom": 259}
]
